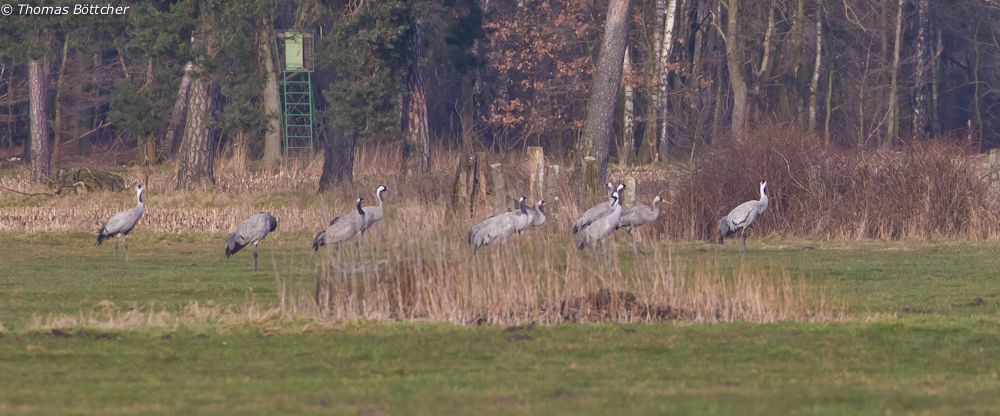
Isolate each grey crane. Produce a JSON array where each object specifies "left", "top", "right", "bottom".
[
  {"left": 225, "top": 212, "right": 278, "bottom": 271},
  {"left": 527, "top": 200, "right": 547, "bottom": 228},
  {"left": 718, "top": 180, "right": 769, "bottom": 251},
  {"left": 573, "top": 183, "right": 624, "bottom": 234},
  {"left": 359, "top": 185, "right": 387, "bottom": 239},
  {"left": 97, "top": 184, "right": 145, "bottom": 262},
  {"left": 575, "top": 191, "right": 622, "bottom": 250},
  {"left": 312, "top": 197, "right": 366, "bottom": 252},
  {"left": 468, "top": 196, "right": 528, "bottom": 252},
  {"left": 617, "top": 196, "right": 662, "bottom": 239}
]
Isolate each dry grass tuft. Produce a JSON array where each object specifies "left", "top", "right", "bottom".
[{"left": 313, "top": 219, "right": 843, "bottom": 325}]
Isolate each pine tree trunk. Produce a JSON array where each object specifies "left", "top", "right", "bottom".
[
  {"left": 401, "top": 23, "right": 430, "bottom": 176},
  {"left": 29, "top": 58, "right": 50, "bottom": 185},
  {"left": 261, "top": 17, "right": 283, "bottom": 166},
  {"left": 318, "top": 129, "right": 355, "bottom": 192},
  {"left": 578, "top": 0, "right": 633, "bottom": 184},
  {"left": 164, "top": 62, "right": 194, "bottom": 158},
  {"left": 176, "top": 75, "right": 218, "bottom": 190}
]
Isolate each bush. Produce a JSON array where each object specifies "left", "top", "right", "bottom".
[{"left": 662, "top": 123, "right": 997, "bottom": 241}]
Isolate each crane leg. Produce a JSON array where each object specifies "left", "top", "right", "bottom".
[
  {"left": 740, "top": 229, "right": 746, "bottom": 252},
  {"left": 252, "top": 242, "right": 258, "bottom": 271},
  {"left": 124, "top": 234, "right": 129, "bottom": 263},
  {"left": 114, "top": 235, "right": 120, "bottom": 262}
]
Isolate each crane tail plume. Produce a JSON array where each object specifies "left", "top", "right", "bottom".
[
  {"left": 225, "top": 232, "right": 244, "bottom": 258},
  {"left": 312, "top": 231, "right": 326, "bottom": 252}
]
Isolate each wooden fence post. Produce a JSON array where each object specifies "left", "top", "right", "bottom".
[
  {"left": 471, "top": 152, "right": 489, "bottom": 217},
  {"left": 490, "top": 163, "right": 507, "bottom": 213},
  {"left": 583, "top": 156, "right": 600, "bottom": 193},
  {"left": 623, "top": 176, "right": 636, "bottom": 207},
  {"left": 527, "top": 146, "right": 545, "bottom": 203},
  {"left": 449, "top": 154, "right": 474, "bottom": 217},
  {"left": 545, "top": 164, "right": 560, "bottom": 219}
]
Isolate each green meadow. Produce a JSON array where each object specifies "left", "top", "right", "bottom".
[{"left": 2, "top": 232, "right": 1000, "bottom": 415}]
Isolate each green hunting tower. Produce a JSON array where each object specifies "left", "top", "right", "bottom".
[{"left": 277, "top": 31, "right": 315, "bottom": 161}]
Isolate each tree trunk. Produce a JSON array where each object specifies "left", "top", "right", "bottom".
[
  {"left": 808, "top": 0, "right": 822, "bottom": 133},
  {"left": 722, "top": 0, "right": 748, "bottom": 139},
  {"left": 577, "top": 0, "right": 633, "bottom": 185},
  {"left": 644, "top": 0, "right": 666, "bottom": 163},
  {"left": 50, "top": 37, "right": 70, "bottom": 169},
  {"left": 791, "top": 0, "right": 806, "bottom": 125},
  {"left": 261, "top": 17, "right": 283, "bottom": 166},
  {"left": 913, "top": 0, "right": 930, "bottom": 139},
  {"left": 930, "top": 27, "right": 941, "bottom": 136},
  {"left": 29, "top": 58, "right": 50, "bottom": 185},
  {"left": 401, "top": 22, "right": 430, "bottom": 176},
  {"left": 176, "top": 74, "right": 218, "bottom": 190},
  {"left": 621, "top": 46, "right": 634, "bottom": 167},
  {"left": 164, "top": 62, "right": 194, "bottom": 158},
  {"left": 657, "top": 0, "right": 679, "bottom": 158},
  {"left": 318, "top": 129, "right": 356, "bottom": 192},
  {"left": 885, "top": 0, "right": 904, "bottom": 147}
]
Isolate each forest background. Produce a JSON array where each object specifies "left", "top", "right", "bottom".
[{"left": 1, "top": 0, "right": 1000, "bottom": 241}]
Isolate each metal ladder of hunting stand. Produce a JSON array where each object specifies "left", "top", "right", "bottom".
[
  {"left": 281, "top": 71, "right": 314, "bottom": 160},
  {"left": 279, "top": 30, "right": 315, "bottom": 161}
]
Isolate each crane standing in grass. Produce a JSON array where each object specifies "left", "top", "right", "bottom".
[
  {"left": 97, "top": 184, "right": 145, "bottom": 262},
  {"left": 359, "top": 185, "right": 387, "bottom": 243},
  {"left": 225, "top": 212, "right": 278, "bottom": 271},
  {"left": 718, "top": 180, "right": 769, "bottom": 251},
  {"left": 527, "top": 200, "right": 547, "bottom": 228},
  {"left": 575, "top": 191, "right": 622, "bottom": 250},
  {"left": 573, "top": 183, "right": 624, "bottom": 234},
  {"left": 468, "top": 196, "right": 529, "bottom": 252},
  {"left": 617, "top": 195, "right": 662, "bottom": 244},
  {"left": 313, "top": 198, "right": 366, "bottom": 252}
]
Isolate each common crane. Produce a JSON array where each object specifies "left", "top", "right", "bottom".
[
  {"left": 527, "top": 200, "right": 547, "bottom": 228},
  {"left": 718, "top": 180, "right": 769, "bottom": 251},
  {"left": 97, "top": 184, "right": 145, "bottom": 262},
  {"left": 617, "top": 196, "right": 662, "bottom": 239},
  {"left": 468, "top": 196, "right": 528, "bottom": 252},
  {"left": 575, "top": 191, "right": 622, "bottom": 250},
  {"left": 312, "top": 197, "right": 366, "bottom": 251},
  {"left": 225, "top": 212, "right": 278, "bottom": 271},
  {"left": 573, "top": 183, "right": 624, "bottom": 234},
  {"left": 359, "top": 185, "right": 387, "bottom": 242}
]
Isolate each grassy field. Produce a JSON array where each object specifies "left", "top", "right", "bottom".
[{"left": 3, "top": 232, "right": 1000, "bottom": 414}]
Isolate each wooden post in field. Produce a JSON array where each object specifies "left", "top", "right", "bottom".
[
  {"left": 990, "top": 149, "right": 1000, "bottom": 189},
  {"left": 527, "top": 146, "right": 545, "bottom": 203},
  {"left": 315, "top": 261, "right": 332, "bottom": 318},
  {"left": 490, "top": 163, "right": 507, "bottom": 213},
  {"left": 583, "top": 156, "right": 600, "bottom": 193},
  {"left": 623, "top": 176, "right": 636, "bottom": 207},
  {"left": 545, "top": 164, "right": 560, "bottom": 219},
  {"left": 449, "top": 154, "right": 474, "bottom": 217},
  {"left": 471, "top": 152, "right": 489, "bottom": 217}
]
